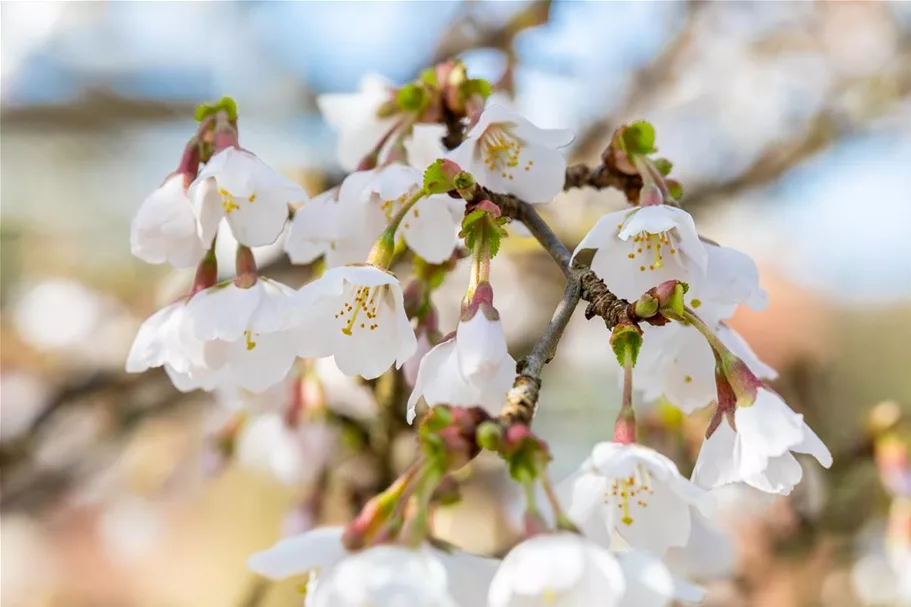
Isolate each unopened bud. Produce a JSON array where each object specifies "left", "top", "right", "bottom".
[
  {"left": 476, "top": 420, "right": 504, "bottom": 451},
  {"left": 633, "top": 294, "right": 659, "bottom": 318}
]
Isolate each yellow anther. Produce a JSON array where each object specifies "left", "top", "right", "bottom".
[{"left": 245, "top": 331, "right": 257, "bottom": 351}]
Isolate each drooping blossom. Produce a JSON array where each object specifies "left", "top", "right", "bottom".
[
  {"left": 407, "top": 282, "right": 515, "bottom": 422},
  {"left": 189, "top": 147, "right": 307, "bottom": 248},
  {"left": 558, "top": 442, "right": 715, "bottom": 555},
  {"left": 131, "top": 174, "right": 206, "bottom": 268},
  {"left": 448, "top": 104, "right": 574, "bottom": 204},
  {"left": 692, "top": 386, "right": 832, "bottom": 495},
  {"left": 293, "top": 265, "right": 416, "bottom": 379}
]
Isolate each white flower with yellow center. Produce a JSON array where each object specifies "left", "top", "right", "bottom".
[
  {"left": 692, "top": 388, "right": 832, "bottom": 495},
  {"left": 558, "top": 442, "right": 715, "bottom": 555},
  {"left": 130, "top": 174, "right": 206, "bottom": 269},
  {"left": 317, "top": 73, "right": 399, "bottom": 172},
  {"left": 189, "top": 147, "right": 307, "bottom": 248},
  {"left": 487, "top": 532, "right": 625, "bottom": 607},
  {"left": 448, "top": 104, "right": 574, "bottom": 204},
  {"left": 572, "top": 205, "right": 707, "bottom": 301},
  {"left": 248, "top": 527, "right": 497, "bottom": 607},
  {"left": 179, "top": 278, "right": 302, "bottom": 393},
  {"left": 293, "top": 265, "right": 416, "bottom": 379}
]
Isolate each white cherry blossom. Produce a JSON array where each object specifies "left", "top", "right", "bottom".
[
  {"left": 663, "top": 512, "right": 735, "bottom": 582},
  {"left": 294, "top": 265, "right": 416, "bottom": 379},
  {"left": 125, "top": 299, "right": 220, "bottom": 392},
  {"left": 572, "top": 204, "right": 707, "bottom": 301},
  {"left": 182, "top": 278, "right": 302, "bottom": 392},
  {"left": 488, "top": 532, "right": 625, "bottom": 607},
  {"left": 406, "top": 335, "right": 515, "bottom": 423},
  {"left": 634, "top": 322, "right": 776, "bottom": 414},
  {"left": 448, "top": 104, "right": 573, "bottom": 204},
  {"left": 130, "top": 174, "right": 206, "bottom": 268},
  {"left": 248, "top": 527, "right": 497, "bottom": 607},
  {"left": 285, "top": 170, "right": 385, "bottom": 269},
  {"left": 317, "top": 73, "right": 399, "bottom": 172},
  {"left": 558, "top": 442, "right": 715, "bottom": 555},
  {"left": 692, "top": 387, "right": 832, "bottom": 495},
  {"left": 189, "top": 147, "right": 307, "bottom": 248}
]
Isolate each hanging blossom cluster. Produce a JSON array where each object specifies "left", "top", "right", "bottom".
[{"left": 126, "top": 61, "right": 833, "bottom": 606}]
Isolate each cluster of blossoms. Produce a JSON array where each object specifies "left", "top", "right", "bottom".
[{"left": 126, "top": 62, "right": 832, "bottom": 605}]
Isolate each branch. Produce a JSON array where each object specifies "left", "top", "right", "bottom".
[{"left": 474, "top": 166, "right": 640, "bottom": 425}]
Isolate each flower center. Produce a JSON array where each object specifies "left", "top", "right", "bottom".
[
  {"left": 219, "top": 189, "right": 255, "bottom": 214},
  {"left": 624, "top": 230, "right": 678, "bottom": 273},
  {"left": 335, "top": 285, "right": 382, "bottom": 335},
  {"left": 479, "top": 126, "right": 533, "bottom": 180},
  {"left": 244, "top": 330, "right": 257, "bottom": 350},
  {"left": 607, "top": 466, "right": 655, "bottom": 526}
]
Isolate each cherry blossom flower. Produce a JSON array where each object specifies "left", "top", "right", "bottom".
[
  {"left": 284, "top": 170, "right": 384, "bottom": 269},
  {"left": 691, "top": 387, "right": 832, "bottom": 495},
  {"left": 189, "top": 147, "right": 307, "bottom": 248},
  {"left": 488, "top": 532, "right": 625, "bottom": 607},
  {"left": 406, "top": 334, "right": 515, "bottom": 423},
  {"left": 448, "top": 104, "right": 573, "bottom": 204},
  {"left": 572, "top": 204, "right": 707, "bottom": 301},
  {"left": 634, "top": 322, "right": 776, "bottom": 414},
  {"left": 663, "top": 512, "right": 736, "bottom": 582},
  {"left": 125, "top": 300, "right": 220, "bottom": 392},
  {"left": 558, "top": 442, "right": 715, "bottom": 555},
  {"left": 293, "top": 265, "right": 416, "bottom": 379},
  {"left": 248, "top": 527, "right": 497, "bottom": 607},
  {"left": 317, "top": 73, "right": 399, "bottom": 172},
  {"left": 130, "top": 175, "right": 206, "bottom": 268},
  {"left": 182, "top": 278, "right": 302, "bottom": 392}
]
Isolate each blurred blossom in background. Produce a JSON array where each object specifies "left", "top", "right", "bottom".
[{"left": 1, "top": 2, "right": 910, "bottom": 606}]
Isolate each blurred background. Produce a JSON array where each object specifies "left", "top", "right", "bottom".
[{"left": 2, "top": 1, "right": 911, "bottom": 606}]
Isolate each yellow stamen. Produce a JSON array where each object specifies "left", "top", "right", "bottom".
[
  {"left": 245, "top": 330, "right": 256, "bottom": 350},
  {"left": 219, "top": 188, "right": 241, "bottom": 214}
]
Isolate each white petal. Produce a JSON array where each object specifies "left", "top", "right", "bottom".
[
  {"left": 619, "top": 206, "right": 707, "bottom": 272},
  {"left": 400, "top": 195, "right": 459, "bottom": 263},
  {"left": 185, "top": 284, "right": 260, "bottom": 342},
  {"left": 718, "top": 324, "right": 777, "bottom": 380},
  {"left": 558, "top": 470, "right": 615, "bottom": 547},
  {"left": 405, "top": 123, "right": 448, "bottom": 170},
  {"left": 247, "top": 526, "right": 347, "bottom": 580},
  {"left": 692, "top": 422, "right": 741, "bottom": 490},
  {"left": 504, "top": 142, "right": 567, "bottom": 204},
  {"left": 225, "top": 192, "right": 289, "bottom": 247},
  {"left": 613, "top": 478, "right": 691, "bottom": 555},
  {"left": 735, "top": 390, "right": 806, "bottom": 476},
  {"left": 225, "top": 332, "right": 298, "bottom": 393},
  {"left": 702, "top": 245, "right": 768, "bottom": 311},
  {"left": 456, "top": 313, "right": 509, "bottom": 382},
  {"left": 572, "top": 209, "right": 631, "bottom": 261}
]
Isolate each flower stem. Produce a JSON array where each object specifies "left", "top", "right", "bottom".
[
  {"left": 234, "top": 245, "right": 258, "bottom": 288},
  {"left": 466, "top": 226, "right": 491, "bottom": 300},
  {"left": 190, "top": 245, "right": 218, "bottom": 296},
  {"left": 613, "top": 354, "right": 637, "bottom": 444},
  {"left": 540, "top": 473, "right": 579, "bottom": 533},
  {"left": 366, "top": 190, "right": 426, "bottom": 269}
]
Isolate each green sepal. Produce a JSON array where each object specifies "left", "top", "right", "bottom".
[
  {"left": 621, "top": 120, "right": 656, "bottom": 155},
  {"left": 419, "top": 67, "right": 438, "bottom": 87},
  {"left": 460, "top": 78, "right": 493, "bottom": 100},
  {"left": 194, "top": 96, "right": 238, "bottom": 123},
  {"left": 667, "top": 180, "right": 684, "bottom": 201},
  {"left": 397, "top": 83, "right": 429, "bottom": 113},
  {"left": 461, "top": 211, "right": 508, "bottom": 261},
  {"left": 653, "top": 158, "right": 673, "bottom": 176}
]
